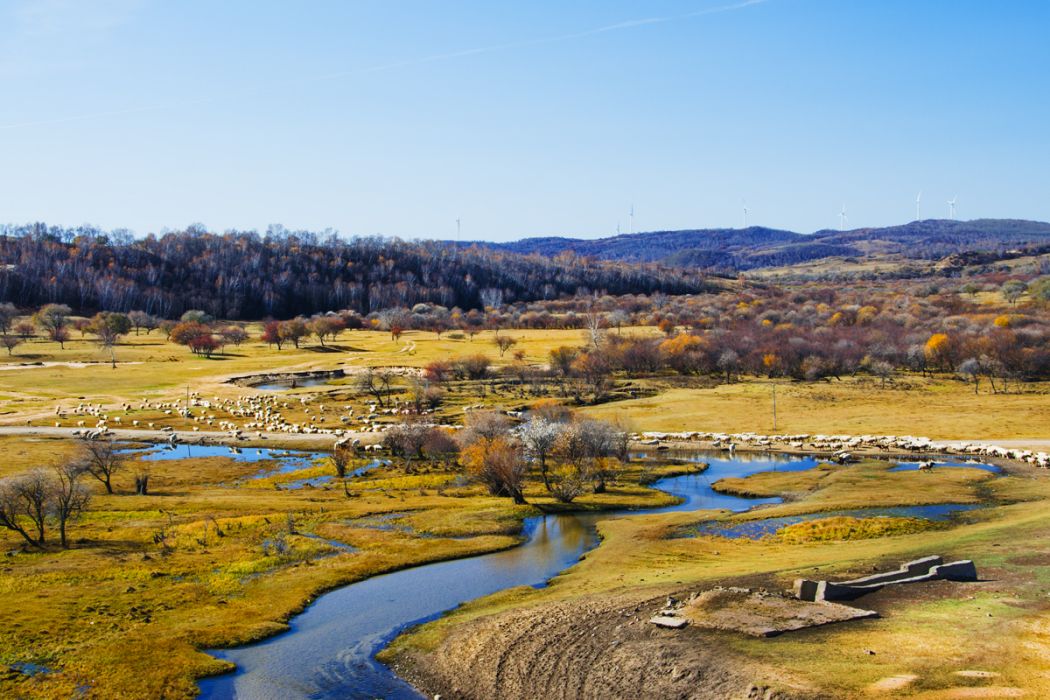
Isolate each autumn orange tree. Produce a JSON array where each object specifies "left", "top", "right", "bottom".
[
  {"left": 460, "top": 438, "right": 527, "bottom": 504},
  {"left": 458, "top": 412, "right": 527, "bottom": 504},
  {"left": 924, "top": 333, "right": 956, "bottom": 372},
  {"left": 658, "top": 333, "right": 707, "bottom": 375}
]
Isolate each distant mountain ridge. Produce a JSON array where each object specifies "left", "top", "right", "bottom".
[{"left": 476, "top": 219, "right": 1050, "bottom": 271}]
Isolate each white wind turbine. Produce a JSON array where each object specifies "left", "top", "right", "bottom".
[
  {"left": 839, "top": 204, "right": 848, "bottom": 231},
  {"left": 915, "top": 191, "right": 923, "bottom": 221},
  {"left": 947, "top": 196, "right": 957, "bottom": 219},
  {"left": 742, "top": 203, "right": 749, "bottom": 228}
]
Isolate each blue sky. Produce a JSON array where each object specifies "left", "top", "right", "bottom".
[{"left": 1, "top": 0, "right": 1048, "bottom": 241}]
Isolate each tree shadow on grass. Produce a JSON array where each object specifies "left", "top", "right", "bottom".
[{"left": 305, "top": 344, "right": 369, "bottom": 353}]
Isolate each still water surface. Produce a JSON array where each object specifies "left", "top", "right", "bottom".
[
  {"left": 254, "top": 376, "right": 336, "bottom": 391},
  {"left": 197, "top": 450, "right": 994, "bottom": 698},
  {"left": 197, "top": 451, "right": 820, "bottom": 699}
]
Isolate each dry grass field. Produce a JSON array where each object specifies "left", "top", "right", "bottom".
[
  {"left": 3, "top": 324, "right": 1047, "bottom": 444},
  {"left": 0, "top": 428, "right": 695, "bottom": 698},
  {"left": 2, "top": 324, "right": 1050, "bottom": 698},
  {"left": 387, "top": 460, "right": 1050, "bottom": 698}
]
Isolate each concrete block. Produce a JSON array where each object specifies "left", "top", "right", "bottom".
[
  {"left": 818, "top": 581, "right": 864, "bottom": 602},
  {"left": 843, "top": 556, "right": 943, "bottom": 587},
  {"left": 650, "top": 615, "right": 689, "bottom": 629},
  {"left": 796, "top": 556, "right": 978, "bottom": 602},
  {"left": 904, "top": 555, "right": 944, "bottom": 574},
  {"left": 931, "top": 560, "right": 978, "bottom": 582},
  {"left": 794, "top": 579, "right": 820, "bottom": 602}
]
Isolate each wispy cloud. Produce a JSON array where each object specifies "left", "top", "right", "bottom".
[
  {"left": 0, "top": 0, "right": 769, "bottom": 131},
  {"left": 0, "top": 0, "right": 146, "bottom": 79}
]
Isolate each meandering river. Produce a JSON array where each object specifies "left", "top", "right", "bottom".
[{"left": 196, "top": 451, "right": 984, "bottom": 699}]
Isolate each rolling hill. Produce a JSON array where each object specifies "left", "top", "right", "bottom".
[{"left": 477, "top": 219, "right": 1050, "bottom": 271}]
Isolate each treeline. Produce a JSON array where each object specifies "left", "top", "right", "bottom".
[
  {"left": 0, "top": 224, "right": 710, "bottom": 320},
  {"left": 530, "top": 275, "right": 1050, "bottom": 390}
]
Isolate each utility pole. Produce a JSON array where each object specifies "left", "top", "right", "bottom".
[{"left": 772, "top": 383, "right": 777, "bottom": 433}]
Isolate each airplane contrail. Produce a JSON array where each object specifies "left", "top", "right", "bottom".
[{"left": 0, "top": 0, "right": 770, "bottom": 131}]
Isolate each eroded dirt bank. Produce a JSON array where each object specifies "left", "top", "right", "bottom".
[{"left": 388, "top": 589, "right": 813, "bottom": 700}]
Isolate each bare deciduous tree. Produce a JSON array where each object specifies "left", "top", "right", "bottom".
[
  {"left": 0, "top": 302, "right": 17, "bottom": 336},
  {"left": 519, "top": 418, "right": 562, "bottom": 491},
  {"left": 81, "top": 438, "right": 125, "bottom": 494},
  {"left": 52, "top": 462, "right": 92, "bottom": 548},
  {"left": 356, "top": 368, "right": 394, "bottom": 407},
  {"left": 0, "top": 470, "right": 52, "bottom": 547},
  {"left": 1, "top": 335, "right": 22, "bottom": 355},
  {"left": 494, "top": 335, "right": 517, "bottom": 357},
  {"left": 33, "top": 303, "right": 72, "bottom": 348},
  {"left": 331, "top": 444, "right": 355, "bottom": 497}
]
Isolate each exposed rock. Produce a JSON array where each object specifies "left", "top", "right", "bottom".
[
  {"left": 649, "top": 615, "right": 689, "bottom": 629},
  {"left": 681, "top": 587, "right": 877, "bottom": 637}
]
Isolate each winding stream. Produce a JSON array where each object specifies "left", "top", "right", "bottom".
[{"left": 196, "top": 451, "right": 986, "bottom": 699}]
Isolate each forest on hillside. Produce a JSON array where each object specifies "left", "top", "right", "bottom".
[
  {"left": 488, "top": 219, "right": 1050, "bottom": 270},
  {"left": 0, "top": 224, "right": 710, "bottom": 320}
]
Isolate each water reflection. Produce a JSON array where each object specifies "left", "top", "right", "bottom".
[
  {"left": 890, "top": 460, "right": 1000, "bottom": 473},
  {"left": 198, "top": 451, "right": 819, "bottom": 700},
  {"left": 199, "top": 512, "right": 603, "bottom": 700},
  {"left": 120, "top": 446, "right": 386, "bottom": 485},
  {"left": 120, "top": 444, "right": 324, "bottom": 472},
  {"left": 640, "top": 450, "right": 821, "bottom": 514},
  {"left": 255, "top": 377, "right": 336, "bottom": 391}
]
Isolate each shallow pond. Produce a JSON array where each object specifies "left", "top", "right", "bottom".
[
  {"left": 685, "top": 503, "right": 982, "bottom": 540},
  {"left": 120, "top": 444, "right": 324, "bottom": 472},
  {"left": 120, "top": 445, "right": 387, "bottom": 486},
  {"left": 197, "top": 451, "right": 820, "bottom": 699},
  {"left": 889, "top": 460, "right": 1000, "bottom": 473},
  {"left": 254, "top": 376, "right": 338, "bottom": 391}
]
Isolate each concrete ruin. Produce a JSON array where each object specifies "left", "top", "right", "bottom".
[
  {"left": 649, "top": 587, "right": 878, "bottom": 637},
  {"left": 795, "top": 555, "right": 978, "bottom": 602}
]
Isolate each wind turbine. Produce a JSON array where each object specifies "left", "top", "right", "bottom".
[
  {"left": 456, "top": 217, "right": 461, "bottom": 240},
  {"left": 742, "top": 203, "right": 749, "bottom": 229},
  {"left": 839, "top": 204, "right": 848, "bottom": 231},
  {"left": 915, "top": 191, "right": 922, "bottom": 221},
  {"left": 947, "top": 196, "right": 957, "bottom": 219},
  {"left": 629, "top": 204, "right": 635, "bottom": 234}
]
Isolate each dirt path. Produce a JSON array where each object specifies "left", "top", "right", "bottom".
[
  {"left": 0, "top": 424, "right": 1043, "bottom": 457},
  {"left": 945, "top": 438, "right": 1050, "bottom": 451},
  {"left": 0, "top": 361, "right": 144, "bottom": 371},
  {"left": 390, "top": 589, "right": 809, "bottom": 700},
  {"left": 0, "top": 425, "right": 381, "bottom": 449}
]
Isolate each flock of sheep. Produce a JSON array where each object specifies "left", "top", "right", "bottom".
[
  {"left": 47, "top": 392, "right": 1050, "bottom": 470},
  {"left": 57, "top": 391, "right": 415, "bottom": 442},
  {"left": 635, "top": 430, "right": 1050, "bottom": 468}
]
